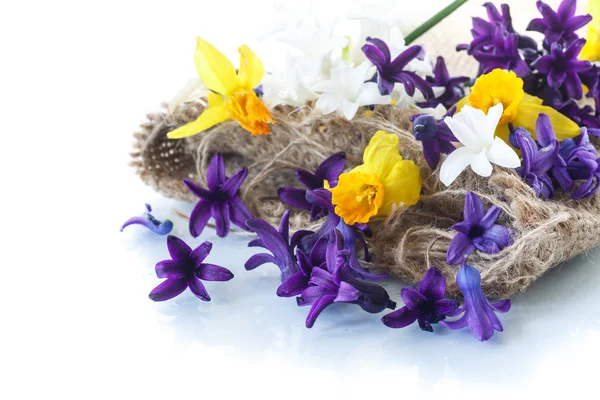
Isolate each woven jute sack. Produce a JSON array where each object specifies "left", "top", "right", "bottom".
[{"left": 129, "top": 0, "right": 600, "bottom": 298}]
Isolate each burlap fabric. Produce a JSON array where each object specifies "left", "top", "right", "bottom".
[{"left": 129, "top": 0, "right": 599, "bottom": 297}]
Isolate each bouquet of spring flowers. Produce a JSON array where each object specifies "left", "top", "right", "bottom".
[{"left": 126, "top": 0, "right": 600, "bottom": 341}]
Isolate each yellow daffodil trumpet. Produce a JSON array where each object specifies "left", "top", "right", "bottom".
[
  {"left": 331, "top": 131, "right": 422, "bottom": 225},
  {"left": 455, "top": 69, "right": 580, "bottom": 145},
  {"left": 167, "top": 38, "right": 275, "bottom": 139}
]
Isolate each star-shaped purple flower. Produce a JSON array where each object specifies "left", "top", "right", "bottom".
[
  {"left": 446, "top": 192, "right": 512, "bottom": 265},
  {"left": 278, "top": 152, "right": 346, "bottom": 221},
  {"left": 382, "top": 267, "right": 459, "bottom": 332},
  {"left": 472, "top": 22, "right": 530, "bottom": 77},
  {"left": 361, "top": 37, "right": 434, "bottom": 99},
  {"left": 297, "top": 251, "right": 396, "bottom": 328},
  {"left": 120, "top": 204, "right": 173, "bottom": 235},
  {"left": 533, "top": 38, "right": 592, "bottom": 99},
  {"left": 441, "top": 261, "right": 511, "bottom": 341},
  {"left": 244, "top": 210, "right": 311, "bottom": 282},
  {"left": 299, "top": 189, "right": 385, "bottom": 281},
  {"left": 418, "top": 57, "right": 469, "bottom": 110},
  {"left": 515, "top": 125, "right": 559, "bottom": 199},
  {"left": 411, "top": 107, "right": 458, "bottom": 170},
  {"left": 527, "top": 0, "right": 592, "bottom": 47},
  {"left": 149, "top": 236, "right": 233, "bottom": 302},
  {"left": 183, "top": 153, "right": 253, "bottom": 238}
]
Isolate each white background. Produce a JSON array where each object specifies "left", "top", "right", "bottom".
[{"left": 1, "top": 0, "right": 599, "bottom": 399}]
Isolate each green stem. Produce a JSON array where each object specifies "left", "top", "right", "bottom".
[{"left": 404, "top": 0, "right": 470, "bottom": 45}]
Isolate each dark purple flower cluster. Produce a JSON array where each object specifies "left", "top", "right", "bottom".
[
  {"left": 245, "top": 155, "right": 397, "bottom": 327},
  {"left": 460, "top": 0, "right": 600, "bottom": 129},
  {"left": 515, "top": 113, "right": 600, "bottom": 199}
]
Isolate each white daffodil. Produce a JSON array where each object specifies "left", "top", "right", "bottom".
[
  {"left": 312, "top": 60, "right": 390, "bottom": 120},
  {"left": 440, "top": 103, "right": 521, "bottom": 186},
  {"left": 261, "top": 55, "right": 319, "bottom": 108}
]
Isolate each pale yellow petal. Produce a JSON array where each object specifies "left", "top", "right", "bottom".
[
  {"left": 237, "top": 45, "right": 264, "bottom": 91},
  {"left": 358, "top": 131, "right": 403, "bottom": 179},
  {"left": 167, "top": 105, "right": 229, "bottom": 139},
  {"left": 521, "top": 93, "right": 544, "bottom": 106},
  {"left": 194, "top": 37, "right": 239, "bottom": 95},
  {"left": 379, "top": 160, "right": 422, "bottom": 215},
  {"left": 515, "top": 102, "right": 580, "bottom": 141}
]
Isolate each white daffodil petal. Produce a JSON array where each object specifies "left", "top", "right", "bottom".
[
  {"left": 444, "top": 116, "right": 482, "bottom": 151},
  {"left": 316, "top": 93, "right": 341, "bottom": 115},
  {"left": 483, "top": 103, "right": 504, "bottom": 142},
  {"left": 357, "top": 82, "right": 391, "bottom": 106},
  {"left": 488, "top": 137, "right": 522, "bottom": 168},
  {"left": 440, "top": 147, "right": 475, "bottom": 186},
  {"left": 342, "top": 100, "right": 360, "bottom": 120},
  {"left": 470, "top": 150, "right": 494, "bottom": 177},
  {"left": 311, "top": 80, "right": 339, "bottom": 93}
]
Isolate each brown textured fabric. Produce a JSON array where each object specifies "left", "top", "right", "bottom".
[{"left": 129, "top": 0, "right": 599, "bottom": 298}]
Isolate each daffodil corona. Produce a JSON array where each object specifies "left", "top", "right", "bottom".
[
  {"left": 456, "top": 69, "right": 580, "bottom": 145},
  {"left": 168, "top": 38, "right": 275, "bottom": 139},
  {"left": 331, "top": 131, "right": 422, "bottom": 225}
]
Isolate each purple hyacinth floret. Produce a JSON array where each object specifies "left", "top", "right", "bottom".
[
  {"left": 533, "top": 38, "right": 592, "bottom": 99},
  {"left": 446, "top": 192, "right": 512, "bottom": 265},
  {"left": 441, "top": 261, "right": 511, "bottom": 342},
  {"left": 245, "top": 210, "right": 312, "bottom": 282},
  {"left": 297, "top": 250, "right": 396, "bottom": 328},
  {"left": 183, "top": 153, "right": 253, "bottom": 238},
  {"left": 361, "top": 37, "right": 434, "bottom": 99},
  {"left": 473, "top": 22, "right": 531, "bottom": 77},
  {"left": 299, "top": 188, "right": 386, "bottom": 281},
  {"left": 149, "top": 236, "right": 233, "bottom": 302},
  {"left": 459, "top": 2, "right": 538, "bottom": 54},
  {"left": 120, "top": 203, "right": 173, "bottom": 235},
  {"left": 527, "top": 0, "right": 592, "bottom": 48},
  {"left": 381, "top": 267, "right": 460, "bottom": 332},
  {"left": 278, "top": 152, "right": 346, "bottom": 221},
  {"left": 418, "top": 57, "right": 469, "bottom": 110},
  {"left": 276, "top": 239, "right": 325, "bottom": 298},
  {"left": 560, "top": 130, "right": 600, "bottom": 199},
  {"left": 411, "top": 107, "right": 458, "bottom": 170}
]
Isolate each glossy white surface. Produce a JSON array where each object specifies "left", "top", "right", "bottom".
[{"left": 2, "top": 0, "right": 599, "bottom": 398}]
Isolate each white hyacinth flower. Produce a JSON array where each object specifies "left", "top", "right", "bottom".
[
  {"left": 312, "top": 60, "right": 390, "bottom": 120},
  {"left": 261, "top": 55, "right": 319, "bottom": 108},
  {"left": 440, "top": 103, "right": 521, "bottom": 186}
]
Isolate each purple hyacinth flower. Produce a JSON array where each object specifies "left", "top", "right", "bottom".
[
  {"left": 276, "top": 239, "right": 326, "bottom": 298},
  {"left": 149, "top": 236, "right": 233, "bottom": 302},
  {"left": 418, "top": 57, "right": 469, "bottom": 110},
  {"left": 527, "top": 0, "right": 592, "bottom": 47},
  {"left": 382, "top": 267, "right": 460, "bottom": 332},
  {"left": 441, "top": 261, "right": 511, "bottom": 341},
  {"left": 458, "top": 3, "right": 538, "bottom": 54},
  {"left": 299, "top": 189, "right": 386, "bottom": 281},
  {"left": 559, "top": 129, "right": 600, "bottom": 199},
  {"left": 120, "top": 203, "right": 173, "bottom": 235},
  {"left": 515, "top": 125, "right": 559, "bottom": 199},
  {"left": 472, "top": 22, "right": 530, "bottom": 77},
  {"left": 534, "top": 38, "right": 592, "bottom": 99},
  {"left": 182, "top": 153, "right": 253, "bottom": 238},
  {"left": 411, "top": 107, "right": 458, "bottom": 170},
  {"left": 245, "top": 210, "right": 312, "bottom": 282},
  {"left": 533, "top": 114, "right": 574, "bottom": 192},
  {"left": 361, "top": 37, "right": 434, "bottom": 99},
  {"left": 278, "top": 152, "right": 346, "bottom": 221},
  {"left": 297, "top": 251, "right": 396, "bottom": 328},
  {"left": 446, "top": 192, "right": 512, "bottom": 265}
]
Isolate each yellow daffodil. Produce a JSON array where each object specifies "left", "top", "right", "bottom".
[
  {"left": 168, "top": 38, "right": 275, "bottom": 139},
  {"left": 581, "top": 0, "right": 600, "bottom": 61},
  {"left": 331, "top": 131, "right": 422, "bottom": 225},
  {"left": 455, "top": 69, "right": 580, "bottom": 145}
]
